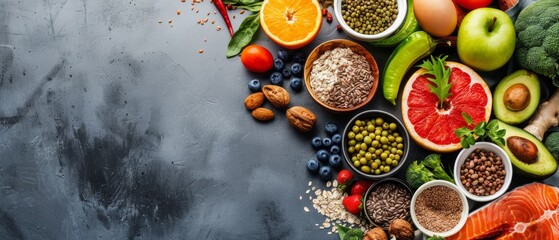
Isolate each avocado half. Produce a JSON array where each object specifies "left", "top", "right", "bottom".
[
  {"left": 496, "top": 120, "right": 558, "bottom": 179},
  {"left": 493, "top": 70, "right": 540, "bottom": 124}
]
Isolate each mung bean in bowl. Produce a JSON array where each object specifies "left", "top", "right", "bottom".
[
  {"left": 304, "top": 39, "right": 379, "bottom": 113},
  {"left": 333, "top": 0, "right": 407, "bottom": 42},
  {"left": 453, "top": 141, "right": 513, "bottom": 202},
  {"left": 341, "top": 110, "right": 410, "bottom": 180},
  {"left": 410, "top": 180, "right": 469, "bottom": 238},
  {"left": 363, "top": 178, "right": 413, "bottom": 229}
]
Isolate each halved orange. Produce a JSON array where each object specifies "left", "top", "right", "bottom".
[{"left": 260, "top": 0, "right": 322, "bottom": 49}]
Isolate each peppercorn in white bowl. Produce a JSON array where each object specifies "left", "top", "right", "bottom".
[
  {"left": 333, "top": 0, "right": 407, "bottom": 41},
  {"left": 453, "top": 142, "right": 513, "bottom": 202}
]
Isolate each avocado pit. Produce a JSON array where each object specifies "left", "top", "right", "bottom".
[
  {"left": 503, "top": 83, "right": 530, "bottom": 111},
  {"left": 507, "top": 136, "right": 538, "bottom": 164}
]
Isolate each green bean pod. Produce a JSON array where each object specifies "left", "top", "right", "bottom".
[
  {"left": 382, "top": 31, "right": 437, "bottom": 105},
  {"left": 369, "top": 0, "right": 419, "bottom": 47}
]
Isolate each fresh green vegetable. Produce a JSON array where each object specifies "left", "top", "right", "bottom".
[
  {"left": 544, "top": 132, "right": 559, "bottom": 160},
  {"left": 405, "top": 154, "right": 454, "bottom": 189},
  {"left": 455, "top": 112, "right": 506, "bottom": 148},
  {"left": 226, "top": 13, "right": 260, "bottom": 58},
  {"left": 235, "top": 2, "right": 262, "bottom": 12},
  {"left": 514, "top": 0, "right": 559, "bottom": 86},
  {"left": 418, "top": 55, "right": 452, "bottom": 109},
  {"left": 369, "top": 0, "right": 419, "bottom": 47},
  {"left": 336, "top": 224, "right": 364, "bottom": 240},
  {"left": 427, "top": 236, "right": 445, "bottom": 240}
]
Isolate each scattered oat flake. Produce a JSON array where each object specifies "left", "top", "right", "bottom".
[
  {"left": 304, "top": 207, "right": 309, "bottom": 212},
  {"left": 306, "top": 189, "right": 310, "bottom": 194},
  {"left": 177, "top": 10, "right": 181, "bottom": 15},
  {"left": 299, "top": 196, "right": 302, "bottom": 200},
  {"left": 211, "top": 20, "right": 215, "bottom": 24},
  {"left": 326, "top": 181, "right": 332, "bottom": 188},
  {"left": 333, "top": 180, "right": 339, "bottom": 187},
  {"left": 168, "top": 19, "right": 173, "bottom": 23},
  {"left": 308, "top": 181, "right": 312, "bottom": 187},
  {"left": 240, "top": 10, "right": 245, "bottom": 14},
  {"left": 216, "top": 26, "right": 221, "bottom": 31},
  {"left": 312, "top": 186, "right": 316, "bottom": 190},
  {"left": 328, "top": 232, "right": 332, "bottom": 235},
  {"left": 158, "top": 20, "right": 162, "bottom": 23},
  {"left": 198, "top": 49, "right": 204, "bottom": 53}
]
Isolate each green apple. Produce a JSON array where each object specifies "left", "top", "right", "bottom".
[{"left": 457, "top": 8, "right": 516, "bottom": 72}]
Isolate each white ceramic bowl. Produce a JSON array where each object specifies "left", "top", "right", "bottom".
[
  {"left": 333, "top": 0, "right": 407, "bottom": 41},
  {"left": 453, "top": 142, "right": 513, "bottom": 202},
  {"left": 410, "top": 180, "right": 469, "bottom": 238}
]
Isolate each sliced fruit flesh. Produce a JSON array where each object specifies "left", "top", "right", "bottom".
[
  {"left": 261, "top": 0, "right": 320, "bottom": 43},
  {"left": 406, "top": 66, "right": 489, "bottom": 146}
]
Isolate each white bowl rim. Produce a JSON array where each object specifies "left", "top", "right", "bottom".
[
  {"left": 333, "top": 0, "right": 407, "bottom": 41},
  {"left": 453, "top": 141, "right": 513, "bottom": 202},
  {"left": 410, "top": 180, "right": 469, "bottom": 238}
]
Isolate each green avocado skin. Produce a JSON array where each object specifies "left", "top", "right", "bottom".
[
  {"left": 493, "top": 70, "right": 540, "bottom": 125},
  {"left": 496, "top": 120, "right": 558, "bottom": 179}
]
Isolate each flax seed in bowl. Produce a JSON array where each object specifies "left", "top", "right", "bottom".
[
  {"left": 304, "top": 39, "right": 379, "bottom": 113},
  {"left": 363, "top": 178, "right": 413, "bottom": 229}
]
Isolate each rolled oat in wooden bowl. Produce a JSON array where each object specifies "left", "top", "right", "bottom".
[{"left": 304, "top": 39, "right": 379, "bottom": 113}]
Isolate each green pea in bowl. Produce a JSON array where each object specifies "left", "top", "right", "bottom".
[{"left": 342, "top": 110, "right": 410, "bottom": 180}]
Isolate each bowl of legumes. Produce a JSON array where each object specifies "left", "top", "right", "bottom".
[
  {"left": 363, "top": 178, "right": 413, "bottom": 229},
  {"left": 303, "top": 39, "right": 379, "bottom": 113},
  {"left": 333, "top": 0, "right": 407, "bottom": 41},
  {"left": 410, "top": 180, "right": 469, "bottom": 238},
  {"left": 341, "top": 110, "right": 410, "bottom": 180},
  {"left": 453, "top": 141, "right": 513, "bottom": 202}
]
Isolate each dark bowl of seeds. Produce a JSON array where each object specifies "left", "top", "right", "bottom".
[
  {"left": 363, "top": 178, "right": 413, "bottom": 229},
  {"left": 341, "top": 110, "right": 410, "bottom": 180},
  {"left": 304, "top": 39, "right": 379, "bottom": 113},
  {"left": 333, "top": 0, "right": 407, "bottom": 41}
]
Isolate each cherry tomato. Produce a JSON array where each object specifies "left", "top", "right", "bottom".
[
  {"left": 240, "top": 45, "right": 274, "bottom": 73},
  {"left": 453, "top": 0, "right": 492, "bottom": 10}
]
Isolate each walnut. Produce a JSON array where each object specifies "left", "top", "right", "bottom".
[
  {"left": 388, "top": 219, "right": 414, "bottom": 240},
  {"left": 363, "top": 227, "right": 387, "bottom": 240}
]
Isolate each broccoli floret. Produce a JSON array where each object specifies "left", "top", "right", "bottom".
[
  {"left": 515, "top": 0, "right": 559, "bottom": 86},
  {"left": 545, "top": 132, "right": 559, "bottom": 160},
  {"left": 422, "top": 154, "right": 455, "bottom": 183},
  {"left": 405, "top": 161, "right": 434, "bottom": 189}
]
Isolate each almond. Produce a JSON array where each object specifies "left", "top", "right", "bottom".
[
  {"left": 244, "top": 92, "right": 265, "bottom": 110},
  {"left": 286, "top": 106, "right": 316, "bottom": 132},
  {"left": 251, "top": 108, "right": 274, "bottom": 121},
  {"left": 262, "top": 85, "right": 290, "bottom": 108}
]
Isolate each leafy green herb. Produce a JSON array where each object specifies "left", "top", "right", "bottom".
[
  {"left": 236, "top": 1, "right": 262, "bottom": 12},
  {"left": 455, "top": 112, "right": 506, "bottom": 148},
  {"left": 336, "top": 225, "right": 364, "bottom": 240},
  {"left": 226, "top": 13, "right": 260, "bottom": 58},
  {"left": 427, "top": 236, "right": 445, "bottom": 240},
  {"left": 418, "top": 55, "right": 453, "bottom": 109}
]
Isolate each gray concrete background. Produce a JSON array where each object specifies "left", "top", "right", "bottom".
[{"left": 0, "top": 0, "right": 556, "bottom": 239}]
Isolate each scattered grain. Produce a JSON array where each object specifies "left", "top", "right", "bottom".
[
  {"left": 177, "top": 9, "right": 181, "bottom": 15},
  {"left": 304, "top": 206, "right": 310, "bottom": 212},
  {"left": 198, "top": 49, "right": 204, "bottom": 53},
  {"left": 216, "top": 26, "right": 222, "bottom": 31}
]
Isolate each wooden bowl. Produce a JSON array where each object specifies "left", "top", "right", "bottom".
[{"left": 304, "top": 39, "right": 379, "bottom": 113}]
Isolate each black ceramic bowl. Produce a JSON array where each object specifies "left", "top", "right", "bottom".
[
  {"left": 341, "top": 110, "right": 410, "bottom": 180},
  {"left": 362, "top": 177, "right": 413, "bottom": 229}
]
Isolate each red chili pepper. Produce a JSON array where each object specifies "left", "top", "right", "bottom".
[{"left": 213, "top": 0, "right": 234, "bottom": 37}]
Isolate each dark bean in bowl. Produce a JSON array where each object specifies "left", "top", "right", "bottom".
[{"left": 364, "top": 178, "right": 412, "bottom": 229}]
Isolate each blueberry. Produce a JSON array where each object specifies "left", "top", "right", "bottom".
[
  {"left": 248, "top": 79, "right": 261, "bottom": 92},
  {"left": 325, "top": 122, "right": 339, "bottom": 135},
  {"left": 322, "top": 137, "right": 332, "bottom": 148},
  {"left": 319, "top": 166, "right": 333, "bottom": 181},
  {"left": 277, "top": 49, "right": 290, "bottom": 61},
  {"left": 281, "top": 67, "right": 292, "bottom": 78},
  {"left": 330, "top": 145, "right": 340, "bottom": 154},
  {"left": 292, "top": 51, "right": 306, "bottom": 64},
  {"left": 273, "top": 59, "right": 284, "bottom": 71},
  {"left": 331, "top": 134, "right": 342, "bottom": 146},
  {"left": 329, "top": 154, "right": 342, "bottom": 169},
  {"left": 311, "top": 136, "right": 323, "bottom": 150},
  {"left": 270, "top": 72, "right": 283, "bottom": 85},
  {"left": 291, "top": 63, "right": 303, "bottom": 77},
  {"left": 307, "top": 159, "right": 320, "bottom": 173},
  {"left": 316, "top": 149, "right": 330, "bottom": 163},
  {"left": 290, "top": 77, "right": 303, "bottom": 92}
]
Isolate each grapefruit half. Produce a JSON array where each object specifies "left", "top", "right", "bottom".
[{"left": 401, "top": 61, "right": 492, "bottom": 152}]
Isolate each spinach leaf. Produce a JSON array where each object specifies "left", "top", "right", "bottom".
[
  {"left": 239, "top": 0, "right": 261, "bottom": 5},
  {"left": 222, "top": 0, "right": 239, "bottom": 4},
  {"left": 236, "top": 1, "right": 262, "bottom": 12},
  {"left": 343, "top": 229, "right": 363, "bottom": 240},
  {"left": 226, "top": 13, "right": 260, "bottom": 58}
]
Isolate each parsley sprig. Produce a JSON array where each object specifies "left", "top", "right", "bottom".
[
  {"left": 418, "top": 55, "right": 453, "bottom": 109},
  {"left": 455, "top": 113, "right": 506, "bottom": 148}
]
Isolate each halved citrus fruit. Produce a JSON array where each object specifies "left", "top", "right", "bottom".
[
  {"left": 260, "top": 0, "right": 322, "bottom": 49},
  {"left": 401, "top": 61, "right": 492, "bottom": 152}
]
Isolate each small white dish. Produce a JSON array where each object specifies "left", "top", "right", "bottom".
[
  {"left": 453, "top": 142, "right": 513, "bottom": 202},
  {"left": 333, "top": 0, "right": 407, "bottom": 42},
  {"left": 410, "top": 180, "right": 469, "bottom": 238}
]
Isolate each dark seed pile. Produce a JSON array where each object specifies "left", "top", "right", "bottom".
[{"left": 365, "top": 182, "right": 411, "bottom": 228}]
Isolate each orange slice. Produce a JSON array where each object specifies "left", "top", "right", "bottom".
[{"left": 260, "top": 0, "right": 322, "bottom": 49}]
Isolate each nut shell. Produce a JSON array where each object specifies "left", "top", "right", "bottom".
[
  {"left": 244, "top": 92, "right": 265, "bottom": 110},
  {"left": 286, "top": 106, "right": 316, "bottom": 132},
  {"left": 252, "top": 108, "right": 274, "bottom": 121},
  {"left": 388, "top": 219, "right": 414, "bottom": 240},
  {"left": 263, "top": 85, "right": 290, "bottom": 108},
  {"left": 364, "top": 227, "right": 388, "bottom": 240}
]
